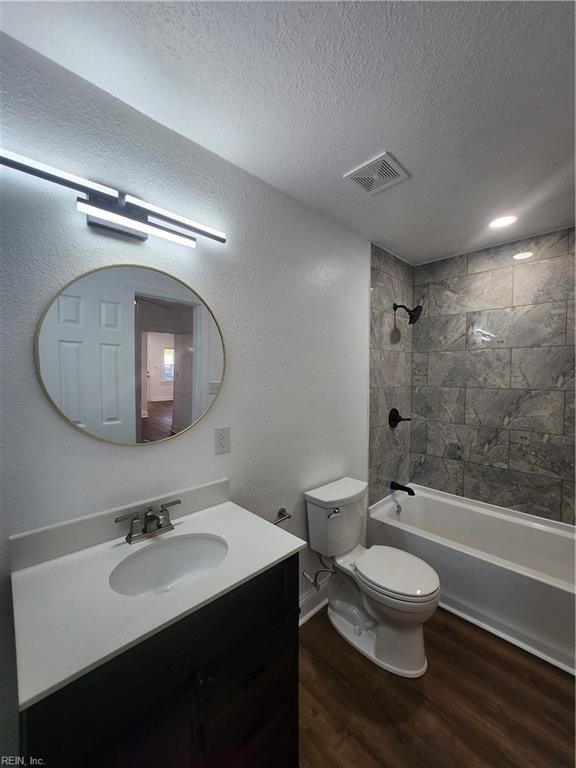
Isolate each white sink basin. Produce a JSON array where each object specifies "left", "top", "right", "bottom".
[{"left": 109, "top": 534, "right": 228, "bottom": 597}]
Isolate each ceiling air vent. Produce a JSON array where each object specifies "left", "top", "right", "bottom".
[{"left": 343, "top": 152, "right": 409, "bottom": 195}]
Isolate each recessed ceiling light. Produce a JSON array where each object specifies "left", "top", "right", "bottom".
[
  {"left": 489, "top": 215, "right": 517, "bottom": 229},
  {"left": 513, "top": 251, "right": 533, "bottom": 261}
]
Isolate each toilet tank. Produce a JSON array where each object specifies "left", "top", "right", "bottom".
[{"left": 305, "top": 477, "right": 367, "bottom": 557}]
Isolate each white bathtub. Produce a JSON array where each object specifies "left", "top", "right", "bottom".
[{"left": 368, "top": 485, "right": 575, "bottom": 673}]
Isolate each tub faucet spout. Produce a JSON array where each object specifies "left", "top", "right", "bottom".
[{"left": 390, "top": 481, "right": 415, "bottom": 496}]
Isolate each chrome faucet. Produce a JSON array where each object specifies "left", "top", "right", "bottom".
[{"left": 115, "top": 499, "right": 180, "bottom": 544}]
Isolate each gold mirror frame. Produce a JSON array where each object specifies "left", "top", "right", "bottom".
[{"left": 34, "top": 264, "right": 226, "bottom": 446}]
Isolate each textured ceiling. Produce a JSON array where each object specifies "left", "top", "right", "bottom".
[{"left": 1, "top": 1, "right": 574, "bottom": 263}]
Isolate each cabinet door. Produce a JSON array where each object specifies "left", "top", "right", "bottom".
[
  {"left": 90, "top": 691, "right": 194, "bottom": 768},
  {"left": 194, "top": 619, "right": 299, "bottom": 768}
]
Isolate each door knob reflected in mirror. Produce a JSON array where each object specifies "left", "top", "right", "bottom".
[{"left": 388, "top": 408, "right": 411, "bottom": 429}]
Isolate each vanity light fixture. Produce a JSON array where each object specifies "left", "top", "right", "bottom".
[
  {"left": 0, "top": 147, "right": 226, "bottom": 249},
  {"left": 0, "top": 147, "right": 119, "bottom": 199},
  {"left": 513, "top": 251, "right": 533, "bottom": 260},
  {"left": 124, "top": 195, "right": 226, "bottom": 244},
  {"left": 489, "top": 215, "right": 517, "bottom": 229},
  {"left": 76, "top": 199, "right": 197, "bottom": 249}
]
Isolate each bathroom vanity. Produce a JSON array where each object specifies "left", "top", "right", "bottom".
[
  {"left": 11, "top": 484, "right": 305, "bottom": 768},
  {"left": 21, "top": 556, "right": 298, "bottom": 767}
]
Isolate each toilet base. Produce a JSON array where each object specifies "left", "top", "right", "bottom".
[{"left": 327, "top": 606, "right": 428, "bottom": 678}]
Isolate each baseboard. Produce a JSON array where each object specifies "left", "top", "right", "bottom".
[{"left": 299, "top": 582, "right": 329, "bottom": 627}]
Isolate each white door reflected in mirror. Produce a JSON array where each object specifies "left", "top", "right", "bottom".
[{"left": 35, "top": 265, "right": 225, "bottom": 445}]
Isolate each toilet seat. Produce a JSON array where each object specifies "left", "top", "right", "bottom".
[{"left": 354, "top": 546, "right": 440, "bottom": 603}]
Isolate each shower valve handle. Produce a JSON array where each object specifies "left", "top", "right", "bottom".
[{"left": 388, "top": 408, "right": 411, "bottom": 429}]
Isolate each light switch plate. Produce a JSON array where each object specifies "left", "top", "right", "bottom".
[{"left": 214, "top": 427, "right": 231, "bottom": 455}]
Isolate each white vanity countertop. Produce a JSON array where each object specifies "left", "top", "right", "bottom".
[{"left": 11, "top": 501, "right": 306, "bottom": 710}]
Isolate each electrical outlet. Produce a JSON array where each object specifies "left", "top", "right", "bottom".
[{"left": 214, "top": 427, "right": 231, "bottom": 455}]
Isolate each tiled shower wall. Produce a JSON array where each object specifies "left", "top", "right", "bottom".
[
  {"left": 370, "top": 228, "right": 575, "bottom": 522},
  {"left": 369, "top": 246, "right": 414, "bottom": 504},
  {"left": 411, "top": 228, "right": 575, "bottom": 523}
]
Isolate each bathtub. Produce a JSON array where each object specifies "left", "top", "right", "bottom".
[{"left": 368, "top": 485, "right": 575, "bottom": 673}]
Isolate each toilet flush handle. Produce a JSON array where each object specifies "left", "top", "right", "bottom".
[{"left": 328, "top": 507, "right": 341, "bottom": 518}]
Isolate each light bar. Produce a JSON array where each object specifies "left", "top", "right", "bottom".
[
  {"left": 125, "top": 194, "right": 226, "bottom": 243},
  {"left": 76, "top": 200, "right": 197, "bottom": 249},
  {"left": 0, "top": 147, "right": 119, "bottom": 199}
]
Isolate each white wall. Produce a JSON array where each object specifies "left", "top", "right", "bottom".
[{"left": 0, "top": 35, "right": 370, "bottom": 751}]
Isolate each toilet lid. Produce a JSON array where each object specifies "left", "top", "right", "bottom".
[{"left": 355, "top": 546, "right": 439, "bottom": 599}]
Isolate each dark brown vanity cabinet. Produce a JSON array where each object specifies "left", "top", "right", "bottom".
[{"left": 20, "top": 555, "right": 299, "bottom": 768}]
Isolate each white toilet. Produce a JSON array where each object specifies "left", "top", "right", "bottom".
[{"left": 305, "top": 477, "right": 440, "bottom": 677}]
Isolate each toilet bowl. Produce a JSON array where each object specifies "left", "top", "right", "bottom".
[
  {"left": 305, "top": 477, "right": 440, "bottom": 677},
  {"left": 333, "top": 543, "right": 439, "bottom": 676}
]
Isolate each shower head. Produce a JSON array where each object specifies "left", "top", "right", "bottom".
[{"left": 393, "top": 303, "right": 423, "bottom": 325}]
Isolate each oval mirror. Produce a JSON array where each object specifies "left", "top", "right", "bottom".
[{"left": 35, "top": 265, "right": 225, "bottom": 445}]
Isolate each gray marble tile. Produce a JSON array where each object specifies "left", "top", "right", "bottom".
[
  {"left": 412, "top": 353, "right": 428, "bottom": 387},
  {"left": 426, "top": 423, "right": 509, "bottom": 469},
  {"left": 467, "top": 229, "right": 570, "bottom": 274},
  {"left": 510, "top": 347, "right": 574, "bottom": 390},
  {"left": 411, "top": 453, "right": 464, "bottom": 495},
  {"left": 509, "top": 431, "right": 575, "bottom": 480},
  {"left": 414, "top": 254, "right": 468, "bottom": 285},
  {"left": 466, "top": 389, "right": 564, "bottom": 433},
  {"left": 561, "top": 482, "right": 575, "bottom": 524},
  {"left": 513, "top": 254, "right": 575, "bottom": 306},
  {"left": 412, "top": 314, "right": 466, "bottom": 352},
  {"left": 368, "top": 475, "right": 382, "bottom": 507},
  {"left": 427, "top": 351, "right": 467, "bottom": 387},
  {"left": 411, "top": 420, "right": 427, "bottom": 454},
  {"left": 371, "top": 267, "right": 413, "bottom": 314},
  {"left": 370, "top": 350, "right": 411, "bottom": 388},
  {"left": 428, "top": 350, "right": 510, "bottom": 388},
  {"left": 370, "top": 453, "right": 410, "bottom": 504},
  {"left": 565, "top": 391, "right": 575, "bottom": 436},
  {"left": 463, "top": 463, "right": 562, "bottom": 520},
  {"left": 370, "top": 419, "right": 410, "bottom": 468},
  {"left": 465, "top": 350, "right": 511, "bottom": 388},
  {"left": 412, "top": 284, "right": 429, "bottom": 321},
  {"left": 429, "top": 268, "right": 513, "bottom": 315},
  {"left": 412, "top": 387, "right": 465, "bottom": 423},
  {"left": 379, "top": 312, "right": 412, "bottom": 351},
  {"left": 370, "top": 308, "right": 380, "bottom": 348},
  {"left": 466, "top": 303, "right": 567, "bottom": 349},
  {"left": 371, "top": 387, "right": 411, "bottom": 429},
  {"left": 370, "top": 425, "right": 409, "bottom": 468},
  {"left": 385, "top": 420, "right": 410, "bottom": 459},
  {"left": 370, "top": 388, "right": 379, "bottom": 426},
  {"left": 567, "top": 301, "right": 574, "bottom": 346},
  {"left": 371, "top": 244, "right": 414, "bottom": 284},
  {"left": 369, "top": 426, "right": 384, "bottom": 467}
]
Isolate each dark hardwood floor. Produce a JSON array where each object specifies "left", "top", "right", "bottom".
[
  {"left": 141, "top": 401, "right": 174, "bottom": 442},
  {"left": 299, "top": 608, "right": 575, "bottom": 768}
]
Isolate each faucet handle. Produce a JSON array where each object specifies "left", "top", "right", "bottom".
[
  {"left": 114, "top": 511, "right": 143, "bottom": 543},
  {"left": 158, "top": 499, "right": 180, "bottom": 529},
  {"left": 160, "top": 499, "right": 182, "bottom": 511},
  {"left": 115, "top": 511, "right": 141, "bottom": 524}
]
